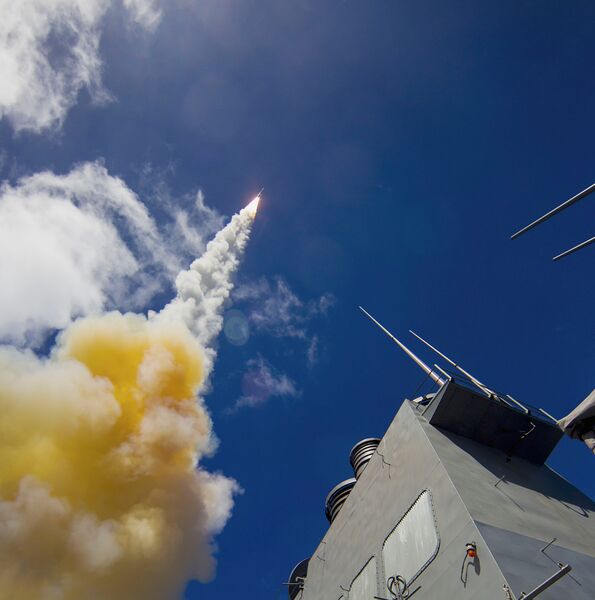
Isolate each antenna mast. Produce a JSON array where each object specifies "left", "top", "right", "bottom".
[
  {"left": 510, "top": 183, "right": 595, "bottom": 240},
  {"left": 510, "top": 183, "right": 595, "bottom": 261},
  {"left": 359, "top": 307, "right": 446, "bottom": 387},
  {"left": 408, "top": 330, "right": 495, "bottom": 398},
  {"left": 552, "top": 236, "right": 595, "bottom": 261}
]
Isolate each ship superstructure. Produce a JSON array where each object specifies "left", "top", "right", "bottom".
[{"left": 287, "top": 318, "right": 595, "bottom": 600}]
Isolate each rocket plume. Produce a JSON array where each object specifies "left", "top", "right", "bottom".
[
  {"left": 245, "top": 196, "right": 260, "bottom": 218},
  {"left": 156, "top": 200, "right": 258, "bottom": 377},
  {"left": 0, "top": 200, "right": 257, "bottom": 599}
]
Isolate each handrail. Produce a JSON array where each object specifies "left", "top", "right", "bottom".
[{"left": 518, "top": 564, "right": 572, "bottom": 599}]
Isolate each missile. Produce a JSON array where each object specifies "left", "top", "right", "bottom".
[{"left": 245, "top": 189, "right": 263, "bottom": 218}]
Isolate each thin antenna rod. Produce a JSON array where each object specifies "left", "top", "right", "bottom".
[
  {"left": 409, "top": 330, "right": 494, "bottom": 398},
  {"left": 432, "top": 363, "right": 451, "bottom": 381},
  {"left": 552, "top": 236, "right": 595, "bottom": 261},
  {"left": 358, "top": 307, "right": 445, "bottom": 387},
  {"left": 511, "top": 183, "right": 595, "bottom": 240}
]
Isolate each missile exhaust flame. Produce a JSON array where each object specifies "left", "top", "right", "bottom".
[
  {"left": 245, "top": 188, "right": 263, "bottom": 219},
  {"left": 246, "top": 196, "right": 260, "bottom": 218}
]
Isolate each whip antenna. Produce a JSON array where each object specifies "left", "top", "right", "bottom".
[
  {"left": 359, "top": 307, "right": 445, "bottom": 387},
  {"left": 409, "top": 329, "right": 495, "bottom": 398},
  {"left": 511, "top": 183, "right": 595, "bottom": 240}
]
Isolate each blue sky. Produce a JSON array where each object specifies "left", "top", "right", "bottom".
[{"left": 0, "top": 1, "right": 593, "bottom": 599}]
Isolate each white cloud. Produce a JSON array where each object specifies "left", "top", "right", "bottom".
[
  {"left": 306, "top": 335, "right": 319, "bottom": 368},
  {"left": 0, "top": 0, "right": 162, "bottom": 133},
  {"left": 227, "top": 356, "right": 299, "bottom": 413},
  {"left": 0, "top": 160, "right": 221, "bottom": 345},
  {"left": 137, "top": 165, "right": 226, "bottom": 265},
  {"left": 148, "top": 175, "right": 226, "bottom": 261},
  {"left": 233, "top": 276, "right": 335, "bottom": 340},
  {"left": 123, "top": 0, "right": 162, "bottom": 31}
]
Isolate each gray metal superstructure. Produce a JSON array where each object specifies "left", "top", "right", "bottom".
[{"left": 289, "top": 378, "right": 595, "bottom": 598}]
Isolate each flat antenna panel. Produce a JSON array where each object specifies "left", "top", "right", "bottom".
[{"left": 359, "top": 307, "right": 445, "bottom": 387}]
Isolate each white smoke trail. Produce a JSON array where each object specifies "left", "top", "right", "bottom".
[
  {"left": 0, "top": 200, "right": 258, "bottom": 600},
  {"left": 155, "top": 202, "right": 257, "bottom": 377}
]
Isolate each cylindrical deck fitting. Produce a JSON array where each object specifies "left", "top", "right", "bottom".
[
  {"left": 324, "top": 478, "right": 356, "bottom": 523},
  {"left": 349, "top": 438, "right": 381, "bottom": 479}
]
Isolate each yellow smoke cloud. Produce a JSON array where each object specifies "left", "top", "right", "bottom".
[{"left": 0, "top": 312, "right": 237, "bottom": 600}]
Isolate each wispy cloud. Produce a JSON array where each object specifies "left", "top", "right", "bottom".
[
  {"left": 138, "top": 164, "right": 225, "bottom": 261},
  {"left": 0, "top": 0, "right": 162, "bottom": 133},
  {"left": 0, "top": 160, "right": 223, "bottom": 346},
  {"left": 234, "top": 276, "right": 335, "bottom": 340},
  {"left": 123, "top": 0, "right": 162, "bottom": 31},
  {"left": 306, "top": 335, "right": 319, "bottom": 369},
  {"left": 226, "top": 356, "right": 300, "bottom": 414}
]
